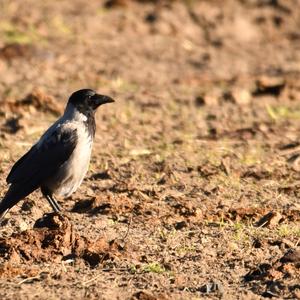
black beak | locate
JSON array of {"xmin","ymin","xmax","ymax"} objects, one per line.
[{"xmin": 93, "ymin": 94, "xmax": 115, "ymax": 108}]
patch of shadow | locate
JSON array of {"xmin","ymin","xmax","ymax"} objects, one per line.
[
  {"xmin": 90, "ymin": 171, "xmax": 111, "ymax": 180},
  {"xmin": 252, "ymin": 78, "xmax": 285, "ymax": 97},
  {"xmin": 2, "ymin": 116, "xmax": 23, "ymax": 134},
  {"xmin": 244, "ymin": 263, "xmax": 273, "ymax": 282},
  {"xmin": 72, "ymin": 198, "xmax": 111, "ymax": 214}
]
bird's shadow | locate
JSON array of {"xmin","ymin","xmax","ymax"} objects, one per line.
[{"xmin": 71, "ymin": 198, "xmax": 111, "ymax": 215}]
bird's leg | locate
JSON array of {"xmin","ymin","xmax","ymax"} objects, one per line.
[
  {"xmin": 41, "ymin": 187, "xmax": 61, "ymax": 213},
  {"xmin": 45, "ymin": 194, "xmax": 61, "ymax": 213}
]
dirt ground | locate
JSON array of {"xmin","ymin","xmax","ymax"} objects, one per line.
[{"xmin": 0, "ymin": 0, "xmax": 300, "ymax": 299}]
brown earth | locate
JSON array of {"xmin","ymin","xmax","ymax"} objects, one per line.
[{"xmin": 0, "ymin": 0, "xmax": 300, "ymax": 299}]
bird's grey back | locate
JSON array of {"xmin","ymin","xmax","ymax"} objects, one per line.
[{"xmin": 37, "ymin": 103, "xmax": 92, "ymax": 147}]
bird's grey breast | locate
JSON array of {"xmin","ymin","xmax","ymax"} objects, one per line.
[{"xmin": 43, "ymin": 117, "xmax": 93, "ymax": 197}]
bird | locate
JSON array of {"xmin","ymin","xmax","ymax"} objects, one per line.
[{"xmin": 0, "ymin": 89, "xmax": 114, "ymax": 221}]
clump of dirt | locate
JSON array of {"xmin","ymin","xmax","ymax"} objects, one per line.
[
  {"xmin": 0, "ymin": 263, "xmax": 39, "ymax": 279},
  {"xmin": 132, "ymin": 291, "xmax": 170, "ymax": 300},
  {"xmin": 244, "ymin": 249, "xmax": 300, "ymax": 298},
  {"xmin": 0, "ymin": 43, "xmax": 35, "ymax": 61},
  {"xmin": 1, "ymin": 88, "xmax": 62, "ymax": 117},
  {"xmin": 255, "ymin": 211, "xmax": 283, "ymax": 227},
  {"xmin": 221, "ymin": 207, "xmax": 269, "ymax": 223},
  {"xmin": 0, "ymin": 213, "xmax": 130, "ymax": 277},
  {"xmin": 253, "ymin": 76, "xmax": 286, "ymax": 98},
  {"xmin": 16, "ymin": 89, "xmax": 62, "ymax": 115},
  {"xmin": 72, "ymin": 194, "xmax": 134, "ymax": 218},
  {"xmin": 210, "ymin": 207, "xmax": 300, "ymax": 225}
]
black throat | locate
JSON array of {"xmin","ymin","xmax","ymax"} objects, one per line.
[{"xmin": 83, "ymin": 109, "xmax": 96, "ymax": 138}]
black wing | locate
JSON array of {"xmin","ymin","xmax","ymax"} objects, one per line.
[
  {"xmin": 7, "ymin": 127, "xmax": 78, "ymax": 187},
  {"xmin": 0, "ymin": 127, "xmax": 77, "ymax": 216}
]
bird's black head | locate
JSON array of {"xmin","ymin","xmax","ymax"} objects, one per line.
[{"xmin": 68, "ymin": 89, "xmax": 114, "ymax": 114}]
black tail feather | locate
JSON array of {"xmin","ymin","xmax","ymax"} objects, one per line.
[{"xmin": 0, "ymin": 183, "xmax": 28, "ymax": 221}]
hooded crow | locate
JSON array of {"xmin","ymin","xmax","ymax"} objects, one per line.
[{"xmin": 0, "ymin": 89, "xmax": 114, "ymax": 220}]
